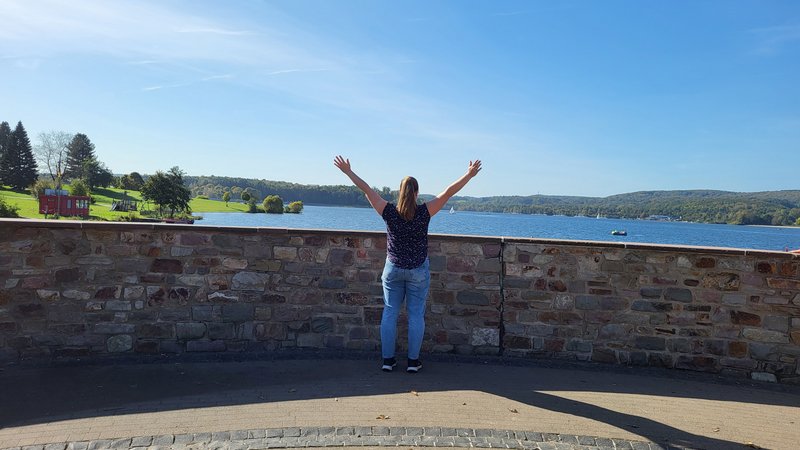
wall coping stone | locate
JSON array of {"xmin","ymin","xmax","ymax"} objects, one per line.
[{"xmin": 2, "ymin": 218, "xmax": 797, "ymax": 258}]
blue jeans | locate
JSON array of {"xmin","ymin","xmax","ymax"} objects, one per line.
[{"xmin": 380, "ymin": 258, "xmax": 430, "ymax": 360}]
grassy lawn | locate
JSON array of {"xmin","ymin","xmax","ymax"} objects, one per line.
[{"xmin": 1, "ymin": 185, "xmax": 247, "ymax": 220}]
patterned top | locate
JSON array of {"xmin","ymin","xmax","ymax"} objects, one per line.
[{"xmin": 382, "ymin": 202, "xmax": 431, "ymax": 269}]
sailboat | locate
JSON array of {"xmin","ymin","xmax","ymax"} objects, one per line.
[{"xmin": 449, "ymin": 206, "xmax": 455, "ymax": 214}]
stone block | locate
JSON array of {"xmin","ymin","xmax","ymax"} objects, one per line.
[
  {"xmin": 575, "ymin": 295, "xmax": 599, "ymax": 310},
  {"xmin": 428, "ymin": 255, "xmax": 446, "ymax": 272},
  {"xmin": 471, "ymin": 328, "xmax": 499, "ymax": 346},
  {"xmin": 36, "ymin": 289, "xmax": 60, "ymax": 301},
  {"xmin": 702, "ymin": 273, "xmax": 740, "ymax": 291},
  {"xmin": 207, "ymin": 322, "xmax": 235, "ymax": 339},
  {"xmin": 311, "ymin": 316, "xmax": 335, "ymax": 333},
  {"xmin": 232, "ymin": 272, "xmax": 269, "ymax": 290},
  {"xmin": 55, "ymin": 267, "xmax": 80, "ymax": 282},
  {"xmin": 95, "ymin": 323, "xmax": 135, "ymax": 334},
  {"xmin": 456, "ymin": 290, "xmax": 489, "ymax": 305},
  {"xmin": 664, "ymin": 288, "xmax": 692, "ymax": 303},
  {"xmin": 554, "ymin": 294, "xmax": 573, "ymax": 310},
  {"xmin": 123, "ymin": 286, "xmax": 144, "ymax": 300},
  {"xmin": 763, "ymin": 315, "xmax": 789, "ymax": 332},
  {"xmin": 675, "ymin": 355, "xmax": 719, "ymax": 372},
  {"xmin": 171, "ymin": 246, "xmax": 193, "ymax": 257},
  {"xmin": 177, "ymin": 322, "xmax": 206, "ymax": 339},
  {"xmin": 208, "ymin": 291, "xmax": 238, "ymax": 302},
  {"xmin": 222, "ymin": 257, "xmax": 248, "ymax": 269},
  {"xmin": 640, "ymin": 287, "xmax": 662, "ymax": 299},
  {"xmin": 273, "ymin": 246, "xmax": 297, "ymax": 260},
  {"xmin": 751, "ymin": 372, "xmax": 778, "ymax": 383},
  {"xmin": 742, "ymin": 328, "xmax": 788, "ymax": 343},
  {"xmin": 297, "ymin": 334, "xmax": 324, "ymax": 347},
  {"xmin": 730, "ymin": 310, "xmax": 760, "ymax": 325},
  {"xmin": 722, "ymin": 294, "xmax": 746, "ymax": 305},
  {"xmin": 107, "ymin": 335, "xmax": 133, "ymax": 352},
  {"xmin": 137, "ymin": 323, "xmax": 175, "ymax": 338},
  {"xmin": 151, "ymin": 258, "xmax": 183, "ymax": 273},
  {"xmin": 187, "ymin": 340, "xmax": 226, "ymax": 352},
  {"xmin": 105, "ymin": 300, "xmax": 131, "ymax": 311},
  {"xmin": 476, "ymin": 258, "xmax": 500, "ymax": 273},
  {"xmin": 634, "ymin": 336, "xmax": 666, "ymax": 350},
  {"xmin": 631, "ymin": 300, "xmax": 673, "ymax": 312}
]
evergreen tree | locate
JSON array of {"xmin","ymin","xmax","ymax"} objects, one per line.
[
  {"xmin": 64, "ymin": 133, "xmax": 96, "ymax": 180},
  {"xmin": 0, "ymin": 121, "xmax": 12, "ymax": 185},
  {"xmin": 0, "ymin": 122, "xmax": 38, "ymax": 190}
]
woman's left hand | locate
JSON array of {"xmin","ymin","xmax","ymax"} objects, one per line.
[{"xmin": 334, "ymin": 155, "xmax": 352, "ymax": 174}]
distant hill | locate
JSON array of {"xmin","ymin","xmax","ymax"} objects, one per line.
[{"xmin": 185, "ymin": 176, "xmax": 800, "ymax": 226}]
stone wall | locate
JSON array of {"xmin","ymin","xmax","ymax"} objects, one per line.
[{"xmin": 1, "ymin": 219, "xmax": 798, "ymax": 383}]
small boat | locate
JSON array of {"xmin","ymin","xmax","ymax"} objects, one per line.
[
  {"xmin": 611, "ymin": 230, "xmax": 627, "ymax": 236},
  {"xmin": 449, "ymin": 206, "xmax": 455, "ymax": 214}
]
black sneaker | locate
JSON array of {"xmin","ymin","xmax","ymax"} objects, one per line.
[
  {"xmin": 381, "ymin": 357, "xmax": 397, "ymax": 372},
  {"xmin": 407, "ymin": 359, "xmax": 422, "ymax": 373}
]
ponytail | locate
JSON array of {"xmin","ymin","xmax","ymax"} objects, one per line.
[{"xmin": 397, "ymin": 176, "xmax": 419, "ymax": 221}]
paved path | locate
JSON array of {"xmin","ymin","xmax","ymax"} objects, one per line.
[{"xmin": 0, "ymin": 357, "xmax": 798, "ymax": 449}]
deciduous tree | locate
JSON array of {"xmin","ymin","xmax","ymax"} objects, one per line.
[
  {"xmin": 140, "ymin": 166, "xmax": 191, "ymax": 217},
  {"xmin": 34, "ymin": 131, "xmax": 73, "ymax": 188}
]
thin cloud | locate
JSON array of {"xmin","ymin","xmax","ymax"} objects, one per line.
[
  {"xmin": 175, "ymin": 27, "xmax": 254, "ymax": 36},
  {"xmin": 492, "ymin": 11, "xmax": 530, "ymax": 17},
  {"xmin": 141, "ymin": 82, "xmax": 189, "ymax": 92},
  {"xmin": 266, "ymin": 68, "xmax": 332, "ymax": 76},
  {"xmin": 202, "ymin": 74, "xmax": 234, "ymax": 81},
  {"xmin": 748, "ymin": 23, "xmax": 800, "ymax": 55}
]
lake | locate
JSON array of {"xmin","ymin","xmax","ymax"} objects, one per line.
[{"xmin": 196, "ymin": 206, "xmax": 800, "ymax": 252}]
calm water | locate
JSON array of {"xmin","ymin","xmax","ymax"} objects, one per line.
[{"xmin": 197, "ymin": 206, "xmax": 800, "ymax": 252}]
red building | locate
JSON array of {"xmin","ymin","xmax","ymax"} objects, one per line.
[{"xmin": 38, "ymin": 190, "xmax": 90, "ymax": 217}]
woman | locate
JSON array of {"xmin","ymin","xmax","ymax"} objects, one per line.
[{"xmin": 334, "ymin": 155, "xmax": 482, "ymax": 373}]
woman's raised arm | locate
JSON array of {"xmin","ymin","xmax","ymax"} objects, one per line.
[
  {"xmin": 426, "ymin": 160, "xmax": 482, "ymax": 217},
  {"xmin": 334, "ymin": 155, "xmax": 388, "ymax": 216}
]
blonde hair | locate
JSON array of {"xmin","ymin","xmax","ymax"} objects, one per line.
[{"xmin": 397, "ymin": 176, "xmax": 419, "ymax": 221}]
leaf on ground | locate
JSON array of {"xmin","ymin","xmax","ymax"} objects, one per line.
[
  {"xmin": 410, "ymin": 391, "xmax": 419, "ymax": 396},
  {"xmin": 745, "ymin": 442, "xmax": 762, "ymax": 449},
  {"xmin": 712, "ymin": 427, "xmax": 720, "ymax": 432},
  {"xmin": 376, "ymin": 414, "xmax": 390, "ymax": 420},
  {"xmin": 509, "ymin": 408, "xmax": 519, "ymax": 414}
]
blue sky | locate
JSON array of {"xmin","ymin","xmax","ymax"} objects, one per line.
[{"xmin": 1, "ymin": 0, "xmax": 798, "ymax": 197}]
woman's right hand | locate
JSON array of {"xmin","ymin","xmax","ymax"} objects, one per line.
[
  {"xmin": 334, "ymin": 155, "xmax": 351, "ymax": 174},
  {"xmin": 467, "ymin": 159, "xmax": 482, "ymax": 178}
]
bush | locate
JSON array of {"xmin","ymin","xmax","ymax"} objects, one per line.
[
  {"xmin": 195, "ymin": 195, "xmax": 209, "ymax": 200},
  {"xmin": 0, "ymin": 196, "xmax": 20, "ymax": 218},
  {"xmin": 247, "ymin": 198, "xmax": 259, "ymax": 213},
  {"xmin": 30, "ymin": 179, "xmax": 55, "ymax": 198},
  {"xmin": 69, "ymin": 179, "xmax": 91, "ymax": 197},
  {"xmin": 263, "ymin": 195, "xmax": 284, "ymax": 214},
  {"xmin": 285, "ymin": 200, "xmax": 303, "ymax": 213}
]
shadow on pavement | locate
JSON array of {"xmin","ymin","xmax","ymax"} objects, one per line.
[{"xmin": 1, "ymin": 355, "xmax": 798, "ymax": 449}]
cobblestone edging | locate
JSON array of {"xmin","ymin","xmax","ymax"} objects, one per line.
[{"xmin": 2, "ymin": 427, "xmax": 665, "ymax": 450}]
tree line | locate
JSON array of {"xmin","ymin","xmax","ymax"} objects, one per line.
[
  {"xmin": 446, "ymin": 190, "xmax": 800, "ymax": 226},
  {"xmin": 186, "ymin": 175, "xmax": 800, "ymax": 226}
]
